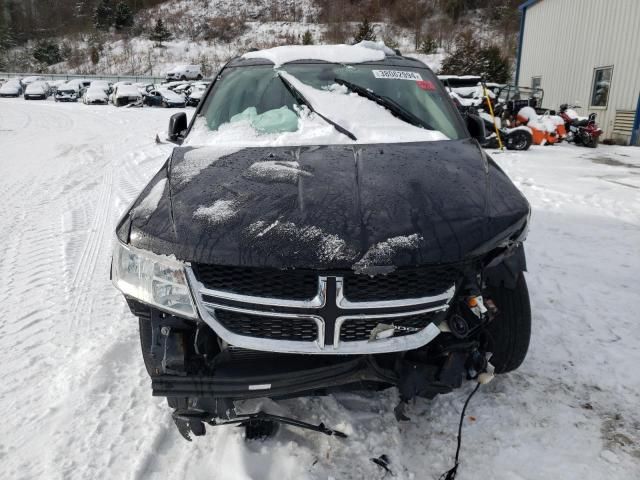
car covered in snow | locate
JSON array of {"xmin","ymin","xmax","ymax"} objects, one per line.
[
  {"xmin": 90, "ymin": 80, "xmax": 113, "ymax": 95},
  {"xmin": 82, "ymin": 85, "xmax": 109, "ymax": 105},
  {"xmin": 185, "ymin": 82, "xmax": 209, "ymax": 106},
  {"xmin": 24, "ymin": 81, "xmax": 51, "ymax": 100},
  {"xmin": 165, "ymin": 64, "xmax": 203, "ymax": 81},
  {"xmin": 110, "ymin": 84, "xmax": 142, "ymax": 107},
  {"xmin": 142, "ymin": 87, "xmax": 186, "ymax": 108},
  {"xmin": 0, "ymin": 79, "xmax": 23, "ymax": 97},
  {"xmin": 112, "ymin": 44, "xmax": 531, "ymax": 441},
  {"xmin": 54, "ymin": 80, "xmax": 84, "ymax": 102},
  {"xmin": 21, "ymin": 75, "xmax": 46, "ymax": 86}
]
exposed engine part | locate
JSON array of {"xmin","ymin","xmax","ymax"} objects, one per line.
[{"xmin": 448, "ymin": 314, "xmax": 470, "ymax": 339}]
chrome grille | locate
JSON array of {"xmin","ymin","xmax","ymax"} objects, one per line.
[
  {"xmin": 186, "ymin": 266, "xmax": 455, "ymax": 355},
  {"xmin": 215, "ymin": 310, "xmax": 318, "ymax": 341}
]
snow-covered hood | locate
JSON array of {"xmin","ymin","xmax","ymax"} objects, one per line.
[
  {"xmin": 115, "ymin": 85, "xmax": 141, "ymax": 98},
  {"xmin": 85, "ymin": 88, "xmax": 108, "ymax": 100},
  {"xmin": 119, "ymin": 140, "xmax": 530, "ymax": 269},
  {"xmin": 25, "ymin": 83, "xmax": 46, "ymax": 94},
  {"xmin": 0, "ymin": 82, "xmax": 20, "ymax": 94},
  {"xmin": 158, "ymin": 88, "xmax": 184, "ymax": 103}
]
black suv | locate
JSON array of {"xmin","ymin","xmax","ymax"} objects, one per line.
[{"xmin": 112, "ymin": 46, "xmax": 531, "ymax": 440}]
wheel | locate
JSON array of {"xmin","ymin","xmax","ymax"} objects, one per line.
[
  {"xmin": 180, "ymin": 75, "xmax": 187, "ymax": 81},
  {"xmin": 162, "ymin": 100, "xmax": 168, "ymax": 108},
  {"xmin": 505, "ymin": 130, "xmax": 532, "ymax": 151},
  {"xmin": 584, "ymin": 136, "xmax": 599, "ymax": 148},
  {"xmin": 196, "ymin": 74, "xmax": 203, "ymax": 80},
  {"xmin": 484, "ymin": 273, "xmax": 531, "ymax": 373}
]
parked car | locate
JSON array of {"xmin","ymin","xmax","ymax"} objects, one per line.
[
  {"xmin": 112, "ymin": 45, "xmax": 531, "ymax": 441},
  {"xmin": 165, "ymin": 64, "xmax": 203, "ymax": 81},
  {"xmin": 24, "ymin": 81, "xmax": 51, "ymax": 100},
  {"xmin": 48, "ymin": 79, "xmax": 67, "ymax": 93},
  {"xmin": 83, "ymin": 85, "xmax": 109, "ymax": 105},
  {"xmin": 185, "ymin": 82, "xmax": 208, "ymax": 106},
  {"xmin": 0, "ymin": 79, "xmax": 23, "ymax": 97},
  {"xmin": 90, "ymin": 80, "xmax": 113, "ymax": 95},
  {"xmin": 55, "ymin": 80, "xmax": 83, "ymax": 102},
  {"xmin": 110, "ymin": 84, "xmax": 142, "ymax": 107},
  {"xmin": 21, "ymin": 75, "xmax": 46, "ymax": 86},
  {"xmin": 142, "ymin": 87, "xmax": 186, "ymax": 108}
]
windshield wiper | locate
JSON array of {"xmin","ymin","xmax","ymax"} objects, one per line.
[
  {"xmin": 334, "ymin": 77, "xmax": 434, "ymax": 130},
  {"xmin": 277, "ymin": 73, "xmax": 357, "ymax": 141}
]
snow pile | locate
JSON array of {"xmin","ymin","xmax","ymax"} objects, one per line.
[
  {"xmin": 244, "ymin": 160, "xmax": 312, "ymax": 184},
  {"xmin": 353, "ymin": 40, "xmax": 397, "ymax": 56},
  {"xmin": 242, "ymin": 44, "xmax": 386, "ymax": 67},
  {"xmin": 353, "ymin": 234, "xmax": 423, "ymax": 274},
  {"xmin": 281, "ymin": 72, "xmax": 449, "ymax": 142},
  {"xmin": 247, "ymin": 220, "xmax": 355, "ymax": 263},
  {"xmin": 133, "ymin": 178, "xmax": 166, "ymax": 219},
  {"xmin": 193, "ymin": 200, "xmax": 238, "ymax": 225}
]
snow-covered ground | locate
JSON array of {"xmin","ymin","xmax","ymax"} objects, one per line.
[{"xmin": 0, "ymin": 99, "xmax": 639, "ymax": 479}]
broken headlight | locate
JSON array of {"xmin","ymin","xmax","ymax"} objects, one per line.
[{"xmin": 111, "ymin": 241, "xmax": 197, "ymax": 319}]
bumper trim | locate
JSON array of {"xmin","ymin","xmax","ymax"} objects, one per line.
[{"xmin": 152, "ymin": 356, "xmax": 396, "ymax": 399}]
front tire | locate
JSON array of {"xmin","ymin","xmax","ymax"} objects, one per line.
[
  {"xmin": 505, "ymin": 130, "xmax": 533, "ymax": 151},
  {"xmin": 584, "ymin": 136, "xmax": 599, "ymax": 148},
  {"xmin": 484, "ymin": 273, "xmax": 531, "ymax": 373}
]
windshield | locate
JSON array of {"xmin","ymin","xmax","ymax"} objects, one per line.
[{"xmin": 196, "ymin": 63, "xmax": 466, "ymax": 142}]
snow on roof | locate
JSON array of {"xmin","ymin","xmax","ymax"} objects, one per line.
[
  {"xmin": 353, "ymin": 40, "xmax": 396, "ymax": 55},
  {"xmin": 242, "ymin": 44, "xmax": 386, "ymax": 67}
]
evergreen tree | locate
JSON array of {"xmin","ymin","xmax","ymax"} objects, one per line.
[
  {"xmin": 302, "ymin": 30, "xmax": 313, "ymax": 45},
  {"xmin": 439, "ymin": 34, "xmax": 511, "ymax": 83},
  {"xmin": 353, "ymin": 18, "xmax": 376, "ymax": 43},
  {"xmin": 150, "ymin": 19, "xmax": 172, "ymax": 47},
  {"xmin": 94, "ymin": 0, "xmax": 114, "ymax": 31},
  {"xmin": 419, "ymin": 35, "xmax": 438, "ymax": 54},
  {"xmin": 33, "ymin": 41, "xmax": 63, "ymax": 65},
  {"xmin": 114, "ymin": 2, "xmax": 134, "ymax": 31}
]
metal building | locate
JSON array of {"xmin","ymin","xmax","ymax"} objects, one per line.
[{"xmin": 515, "ymin": 0, "xmax": 640, "ymax": 145}]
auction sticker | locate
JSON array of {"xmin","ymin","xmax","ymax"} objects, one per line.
[{"xmin": 372, "ymin": 70, "xmax": 423, "ymax": 81}]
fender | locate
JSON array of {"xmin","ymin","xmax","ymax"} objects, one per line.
[{"xmin": 484, "ymin": 243, "xmax": 527, "ymax": 289}]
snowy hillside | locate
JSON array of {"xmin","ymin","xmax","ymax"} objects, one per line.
[
  {"xmin": 0, "ymin": 98, "xmax": 639, "ymax": 479},
  {"xmin": 0, "ymin": 0, "xmax": 504, "ymax": 77}
]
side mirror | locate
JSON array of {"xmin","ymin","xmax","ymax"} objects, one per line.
[
  {"xmin": 465, "ymin": 112, "xmax": 486, "ymax": 141},
  {"xmin": 168, "ymin": 112, "xmax": 188, "ymax": 144}
]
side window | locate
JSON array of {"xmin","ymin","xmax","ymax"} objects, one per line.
[
  {"xmin": 591, "ymin": 67, "xmax": 612, "ymax": 107},
  {"xmin": 531, "ymin": 76, "xmax": 541, "ymax": 90}
]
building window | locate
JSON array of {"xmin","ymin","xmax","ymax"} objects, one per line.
[
  {"xmin": 591, "ymin": 67, "xmax": 613, "ymax": 107},
  {"xmin": 531, "ymin": 76, "xmax": 541, "ymax": 90}
]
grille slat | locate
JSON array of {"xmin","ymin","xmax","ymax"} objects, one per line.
[
  {"xmin": 193, "ymin": 264, "xmax": 459, "ymax": 301},
  {"xmin": 193, "ymin": 264, "xmax": 318, "ymax": 300},
  {"xmin": 214, "ymin": 310, "xmax": 318, "ymax": 341}
]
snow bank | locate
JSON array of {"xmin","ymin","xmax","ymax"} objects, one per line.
[{"xmin": 242, "ymin": 44, "xmax": 386, "ymax": 67}]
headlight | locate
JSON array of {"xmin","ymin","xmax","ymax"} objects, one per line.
[{"xmin": 111, "ymin": 241, "xmax": 197, "ymax": 319}]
